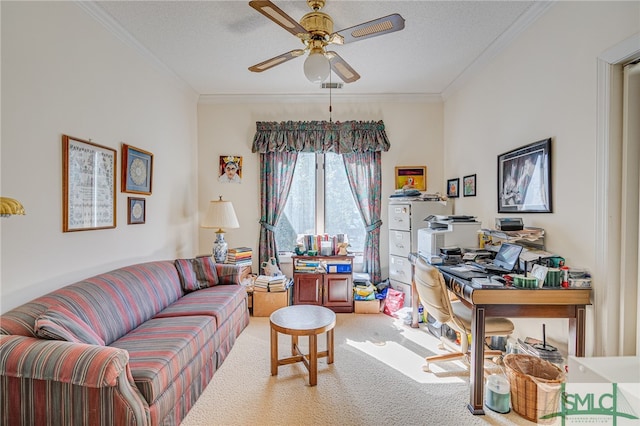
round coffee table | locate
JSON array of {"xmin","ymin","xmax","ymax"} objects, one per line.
[{"xmin": 270, "ymin": 305, "xmax": 336, "ymax": 386}]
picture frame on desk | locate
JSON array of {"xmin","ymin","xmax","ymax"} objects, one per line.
[{"xmin": 498, "ymin": 138, "xmax": 552, "ymax": 213}]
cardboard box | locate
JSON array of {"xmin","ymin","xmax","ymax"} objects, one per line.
[
  {"xmin": 252, "ymin": 288, "xmax": 290, "ymax": 317},
  {"xmin": 354, "ymin": 299, "xmax": 380, "ymax": 314}
]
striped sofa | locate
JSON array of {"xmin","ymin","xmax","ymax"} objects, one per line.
[{"xmin": 0, "ymin": 259, "xmax": 250, "ymax": 425}]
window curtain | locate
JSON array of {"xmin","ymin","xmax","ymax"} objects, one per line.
[
  {"xmin": 252, "ymin": 120, "xmax": 390, "ymax": 281},
  {"xmin": 342, "ymin": 151, "xmax": 383, "ymax": 283},
  {"xmin": 258, "ymin": 152, "xmax": 298, "ymax": 268}
]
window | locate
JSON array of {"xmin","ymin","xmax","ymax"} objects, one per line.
[{"xmin": 275, "ymin": 152, "xmax": 365, "ymax": 253}]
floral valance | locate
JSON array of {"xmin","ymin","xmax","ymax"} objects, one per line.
[{"xmin": 251, "ymin": 120, "xmax": 391, "ymax": 153}]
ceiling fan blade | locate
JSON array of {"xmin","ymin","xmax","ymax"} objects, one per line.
[
  {"xmin": 249, "ymin": 1, "xmax": 309, "ymax": 38},
  {"xmin": 331, "ymin": 13, "xmax": 405, "ymax": 45},
  {"xmin": 248, "ymin": 49, "xmax": 305, "ymax": 73},
  {"xmin": 326, "ymin": 51, "xmax": 360, "ymax": 83}
]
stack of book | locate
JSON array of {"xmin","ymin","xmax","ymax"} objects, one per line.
[
  {"xmin": 226, "ymin": 247, "xmax": 252, "ymax": 266},
  {"xmin": 293, "ymin": 258, "xmax": 322, "ymax": 273},
  {"xmin": 253, "ymin": 275, "xmax": 291, "ymax": 292}
]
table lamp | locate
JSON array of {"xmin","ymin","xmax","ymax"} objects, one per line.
[{"xmin": 201, "ymin": 196, "xmax": 240, "ymax": 263}]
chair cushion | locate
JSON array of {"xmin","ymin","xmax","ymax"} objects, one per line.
[
  {"xmin": 451, "ymin": 300, "xmax": 514, "ymax": 335},
  {"xmin": 175, "ymin": 257, "xmax": 219, "ymax": 292},
  {"xmin": 34, "ymin": 305, "xmax": 105, "ymax": 346}
]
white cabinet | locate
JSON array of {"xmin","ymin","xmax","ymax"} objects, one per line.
[{"xmin": 388, "ymin": 200, "xmax": 451, "ymax": 306}]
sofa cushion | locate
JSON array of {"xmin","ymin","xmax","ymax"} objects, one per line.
[
  {"xmin": 214, "ymin": 263, "xmax": 245, "ymax": 285},
  {"xmin": 1, "ymin": 261, "xmax": 183, "ymax": 345},
  {"xmin": 34, "ymin": 305, "xmax": 105, "ymax": 346},
  {"xmin": 154, "ymin": 285, "xmax": 247, "ymax": 327},
  {"xmin": 175, "ymin": 257, "xmax": 219, "ymax": 292},
  {"xmin": 110, "ymin": 315, "xmax": 217, "ymax": 405}
]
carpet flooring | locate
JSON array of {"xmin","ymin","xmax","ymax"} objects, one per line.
[{"xmin": 181, "ymin": 311, "xmax": 536, "ymax": 426}]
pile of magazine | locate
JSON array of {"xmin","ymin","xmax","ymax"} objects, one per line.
[{"xmin": 517, "ymin": 337, "xmax": 564, "ymax": 364}]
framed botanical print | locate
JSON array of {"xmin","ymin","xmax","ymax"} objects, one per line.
[
  {"xmin": 127, "ymin": 197, "xmax": 146, "ymax": 224},
  {"xmin": 447, "ymin": 178, "xmax": 459, "ymax": 198},
  {"xmin": 122, "ymin": 144, "xmax": 153, "ymax": 195},
  {"xmin": 62, "ymin": 135, "xmax": 116, "ymax": 232}
]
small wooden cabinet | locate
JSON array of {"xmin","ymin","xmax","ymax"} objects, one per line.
[{"xmin": 292, "ymin": 256, "xmax": 354, "ymax": 313}]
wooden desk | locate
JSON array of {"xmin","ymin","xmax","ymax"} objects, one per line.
[{"xmin": 408, "ymin": 255, "xmax": 592, "ymax": 415}]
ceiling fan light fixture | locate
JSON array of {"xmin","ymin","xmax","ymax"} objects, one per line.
[{"xmin": 303, "ymin": 50, "xmax": 330, "ymax": 83}]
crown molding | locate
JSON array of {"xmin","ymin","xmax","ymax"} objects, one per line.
[
  {"xmin": 442, "ymin": 1, "xmax": 555, "ymax": 100},
  {"xmin": 74, "ymin": 1, "xmax": 197, "ymax": 96},
  {"xmin": 198, "ymin": 93, "xmax": 442, "ymax": 104}
]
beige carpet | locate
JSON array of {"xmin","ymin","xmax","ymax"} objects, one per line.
[{"xmin": 181, "ymin": 311, "xmax": 535, "ymax": 426}]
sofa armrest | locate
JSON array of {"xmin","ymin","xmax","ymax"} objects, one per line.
[
  {"xmin": 0, "ymin": 335, "xmax": 128, "ymax": 388},
  {"xmin": 215, "ymin": 263, "xmax": 251, "ymax": 285}
]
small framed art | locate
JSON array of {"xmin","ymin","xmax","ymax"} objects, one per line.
[
  {"xmin": 447, "ymin": 178, "xmax": 460, "ymax": 198},
  {"xmin": 122, "ymin": 144, "xmax": 153, "ymax": 195},
  {"xmin": 62, "ymin": 135, "xmax": 116, "ymax": 232},
  {"xmin": 463, "ymin": 174, "xmax": 477, "ymax": 197},
  {"xmin": 127, "ymin": 197, "xmax": 146, "ymax": 224},
  {"xmin": 395, "ymin": 166, "xmax": 427, "ymax": 191},
  {"xmin": 219, "ymin": 155, "xmax": 242, "ymax": 183}
]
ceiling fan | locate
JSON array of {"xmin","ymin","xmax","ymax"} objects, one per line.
[{"xmin": 248, "ymin": 0, "xmax": 405, "ymax": 84}]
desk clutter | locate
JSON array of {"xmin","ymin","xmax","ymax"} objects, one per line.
[{"xmin": 418, "ymin": 216, "xmax": 591, "ymax": 289}]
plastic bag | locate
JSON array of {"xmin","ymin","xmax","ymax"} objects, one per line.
[{"xmin": 383, "ymin": 288, "xmax": 405, "ymax": 317}]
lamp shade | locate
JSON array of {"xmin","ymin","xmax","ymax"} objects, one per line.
[{"xmin": 201, "ymin": 196, "xmax": 239, "ymax": 232}]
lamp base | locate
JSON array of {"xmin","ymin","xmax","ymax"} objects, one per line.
[{"xmin": 213, "ymin": 232, "xmax": 228, "ymax": 263}]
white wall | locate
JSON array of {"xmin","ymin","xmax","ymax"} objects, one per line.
[
  {"xmin": 0, "ymin": 2, "xmax": 199, "ymax": 312},
  {"xmin": 443, "ymin": 1, "xmax": 640, "ymax": 355},
  {"xmin": 197, "ymin": 98, "xmax": 445, "ymax": 277}
]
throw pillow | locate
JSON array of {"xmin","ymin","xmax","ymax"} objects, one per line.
[
  {"xmin": 175, "ymin": 257, "xmax": 219, "ymax": 292},
  {"xmin": 34, "ymin": 305, "xmax": 105, "ymax": 346}
]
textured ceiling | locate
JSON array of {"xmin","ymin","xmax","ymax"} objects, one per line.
[{"xmin": 86, "ymin": 1, "xmax": 550, "ymax": 98}]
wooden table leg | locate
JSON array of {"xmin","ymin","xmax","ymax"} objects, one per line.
[
  {"xmin": 309, "ymin": 334, "xmax": 318, "ymax": 386},
  {"xmin": 327, "ymin": 328, "xmax": 334, "ymax": 364},
  {"xmin": 270, "ymin": 326, "xmax": 278, "ymax": 376},
  {"xmin": 468, "ymin": 305, "xmax": 486, "ymax": 415},
  {"xmin": 291, "ymin": 335, "xmax": 298, "ymax": 356},
  {"xmin": 569, "ymin": 305, "xmax": 587, "ymax": 357}
]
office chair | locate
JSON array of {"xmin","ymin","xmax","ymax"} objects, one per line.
[{"xmin": 413, "ymin": 257, "xmax": 514, "ymax": 372}]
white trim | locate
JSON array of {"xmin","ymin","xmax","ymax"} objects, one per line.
[
  {"xmin": 595, "ymin": 32, "xmax": 640, "ymax": 356},
  {"xmin": 442, "ymin": 1, "xmax": 555, "ymax": 100},
  {"xmin": 198, "ymin": 93, "xmax": 442, "ymax": 104},
  {"xmin": 74, "ymin": 1, "xmax": 196, "ymax": 96}
]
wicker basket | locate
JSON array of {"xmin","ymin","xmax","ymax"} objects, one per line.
[{"xmin": 503, "ymin": 354, "xmax": 565, "ymax": 423}]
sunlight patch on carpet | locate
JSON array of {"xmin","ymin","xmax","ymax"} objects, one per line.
[{"xmin": 345, "ymin": 338, "xmax": 466, "ymax": 384}]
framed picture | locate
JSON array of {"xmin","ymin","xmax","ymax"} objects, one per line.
[
  {"xmin": 219, "ymin": 155, "xmax": 242, "ymax": 183},
  {"xmin": 62, "ymin": 135, "xmax": 116, "ymax": 232},
  {"xmin": 463, "ymin": 174, "xmax": 477, "ymax": 197},
  {"xmin": 447, "ymin": 178, "xmax": 460, "ymax": 198},
  {"xmin": 498, "ymin": 138, "xmax": 552, "ymax": 213},
  {"xmin": 122, "ymin": 144, "xmax": 153, "ymax": 195},
  {"xmin": 127, "ymin": 197, "xmax": 146, "ymax": 224},
  {"xmin": 395, "ymin": 166, "xmax": 427, "ymax": 191}
]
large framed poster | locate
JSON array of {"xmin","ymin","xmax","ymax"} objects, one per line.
[
  {"xmin": 498, "ymin": 138, "xmax": 552, "ymax": 213},
  {"xmin": 62, "ymin": 135, "xmax": 117, "ymax": 231}
]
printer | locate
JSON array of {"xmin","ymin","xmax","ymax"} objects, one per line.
[{"xmin": 418, "ymin": 218, "xmax": 482, "ymax": 259}]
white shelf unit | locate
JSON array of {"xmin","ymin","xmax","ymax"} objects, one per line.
[{"xmin": 387, "ymin": 200, "xmax": 452, "ymax": 307}]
